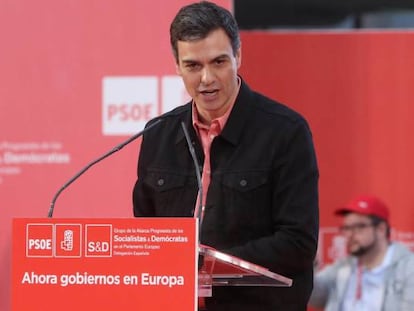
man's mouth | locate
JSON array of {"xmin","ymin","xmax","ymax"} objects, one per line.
[{"xmin": 201, "ymin": 90, "xmax": 217, "ymax": 94}]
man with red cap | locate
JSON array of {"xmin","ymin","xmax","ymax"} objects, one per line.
[{"xmin": 309, "ymin": 195, "xmax": 414, "ymax": 311}]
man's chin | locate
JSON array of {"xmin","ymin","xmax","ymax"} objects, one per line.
[
  {"xmin": 348, "ymin": 245, "xmax": 362, "ymax": 256},
  {"xmin": 349, "ymin": 246, "xmax": 367, "ymax": 257}
]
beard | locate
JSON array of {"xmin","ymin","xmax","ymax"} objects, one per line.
[{"xmin": 348, "ymin": 236, "xmax": 378, "ymax": 257}]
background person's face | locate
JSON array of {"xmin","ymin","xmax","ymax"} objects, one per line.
[
  {"xmin": 175, "ymin": 28, "xmax": 241, "ymax": 123},
  {"xmin": 340, "ymin": 213, "xmax": 379, "ymax": 256}
]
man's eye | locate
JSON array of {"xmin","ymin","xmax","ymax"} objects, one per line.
[{"xmin": 186, "ymin": 63, "xmax": 199, "ymax": 70}]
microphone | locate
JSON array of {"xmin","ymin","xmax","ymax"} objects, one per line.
[
  {"xmin": 180, "ymin": 122, "xmax": 204, "ymax": 229},
  {"xmin": 180, "ymin": 122, "xmax": 205, "ymax": 270},
  {"xmin": 47, "ymin": 118, "xmax": 163, "ymax": 218}
]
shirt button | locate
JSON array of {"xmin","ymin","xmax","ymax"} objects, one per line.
[
  {"xmin": 240, "ymin": 179, "xmax": 247, "ymax": 187},
  {"xmin": 157, "ymin": 178, "xmax": 165, "ymax": 186}
]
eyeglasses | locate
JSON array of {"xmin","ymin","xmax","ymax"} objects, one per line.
[{"xmin": 339, "ymin": 223, "xmax": 376, "ymax": 234}]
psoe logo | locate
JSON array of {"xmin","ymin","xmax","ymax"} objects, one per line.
[
  {"xmin": 102, "ymin": 75, "xmax": 190, "ymax": 136},
  {"xmin": 85, "ymin": 224, "xmax": 112, "ymax": 257},
  {"xmin": 316, "ymin": 227, "xmax": 346, "ymax": 268},
  {"xmin": 55, "ymin": 224, "xmax": 82, "ymax": 258},
  {"xmin": 102, "ymin": 76, "xmax": 158, "ymax": 136},
  {"xmin": 26, "ymin": 224, "xmax": 54, "ymax": 257}
]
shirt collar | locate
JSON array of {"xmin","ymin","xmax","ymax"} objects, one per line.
[
  {"xmin": 352, "ymin": 243, "xmax": 395, "ymax": 274},
  {"xmin": 372, "ymin": 243, "xmax": 394, "ymax": 273},
  {"xmin": 192, "ymin": 76, "xmax": 241, "ymax": 133}
]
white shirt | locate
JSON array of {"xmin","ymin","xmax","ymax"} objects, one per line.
[{"xmin": 341, "ymin": 244, "xmax": 395, "ymax": 311}]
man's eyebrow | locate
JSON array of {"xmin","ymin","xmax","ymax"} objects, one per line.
[
  {"xmin": 181, "ymin": 54, "xmax": 230, "ymax": 64},
  {"xmin": 212, "ymin": 54, "xmax": 230, "ymax": 61},
  {"xmin": 181, "ymin": 59, "xmax": 199, "ymax": 64}
]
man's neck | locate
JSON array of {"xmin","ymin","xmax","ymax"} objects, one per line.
[{"xmin": 358, "ymin": 241, "xmax": 390, "ymax": 269}]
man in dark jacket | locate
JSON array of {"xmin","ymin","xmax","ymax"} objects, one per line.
[{"xmin": 133, "ymin": 1, "xmax": 319, "ymax": 310}]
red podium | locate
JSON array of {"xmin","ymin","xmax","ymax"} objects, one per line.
[
  {"xmin": 12, "ymin": 218, "xmax": 198, "ymax": 311},
  {"xmin": 12, "ymin": 218, "xmax": 292, "ymax": 311}
]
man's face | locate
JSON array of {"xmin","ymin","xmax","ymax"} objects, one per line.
[
  {"xmin": 339, "ymin": 213, "xmax": 379, "ymax": 256},
  {"xmin": 175, "ymin": 28, "xmax": 241, "ymax": 124}
]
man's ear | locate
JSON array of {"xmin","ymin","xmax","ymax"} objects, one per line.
[
  {"xmin": 377, "ymin": 221, "xmax": 388, "ymax": 236},
  {"xmin": 235, "ymin": 47, "xmax": 242, "ymax": 69},
  {"xmin": 175, "ymin": 62, "xmax": 182, "ymax": 76}
]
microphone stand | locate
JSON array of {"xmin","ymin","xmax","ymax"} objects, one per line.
[
  {"xmin": 47, "ymin": 119, "xmax": 163, "ymax": 218},
  {"xmin": 180, "ymin": 122, "xmax": 205, "ymax": 272},
  {"xmin": 180, "ymin": 122, "xmax": 204, "ymax": 232}
]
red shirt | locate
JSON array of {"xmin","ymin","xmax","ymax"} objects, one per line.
[{"xmin": 192, "ymin": 78, "xmax": 241, "ymax": 218}]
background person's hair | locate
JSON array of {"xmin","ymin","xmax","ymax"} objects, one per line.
[
  {"xmin": 170, "ymin": 1, "xmax": 241, "ymax": 62},
  {"xmin": 369, "ymin": 215, "xmax": 391, "ymax": 239}
]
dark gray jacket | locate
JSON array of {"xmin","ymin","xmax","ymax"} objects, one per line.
[
  {"xmin": 310, "ymin": 242, "xmax": 414, "ymax": 311},
  {"xmin": 133, "ymin": 78, "xmax": 319, "ymax": 310}
]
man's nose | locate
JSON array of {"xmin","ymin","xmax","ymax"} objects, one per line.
[{"xmin": 201, "ymin": 66, "xmax": 214, "ymax": 84}]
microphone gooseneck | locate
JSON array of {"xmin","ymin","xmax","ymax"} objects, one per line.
[
  {"xmin": 181, "ymin": 122, "xmax": 205, "ymax": 270},
  {"xmin": 180, "ymin": 122, "xmax": 204, "ymax": 233},
  {"xmin": 47, "ymin": 118, "xmax": 163, "ymax": 218}
]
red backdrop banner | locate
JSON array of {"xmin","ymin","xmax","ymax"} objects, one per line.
[{"xmin": 240, "ymin": 30, "xmax": 414, "ymax": 230}]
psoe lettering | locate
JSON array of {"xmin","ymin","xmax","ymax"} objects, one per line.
[
  {"xmin": 28, "ymin": 239, "xmax": 52, "ymax": 250},
  {"xmin": 106, "ymin": 103, "xmax": 152, "ymax": 122}
]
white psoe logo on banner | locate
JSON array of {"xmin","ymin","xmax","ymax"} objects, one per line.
[
  {"xmin": 102, "ymin": 76, "xmax": 190, "ymax": 136},
  {"xmin": 102, "ymin": 77, "xmax": 158, "ymax": 136}
]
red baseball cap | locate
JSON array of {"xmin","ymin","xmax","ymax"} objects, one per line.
[{"xmin": 335, "ymin": 195, "xmax": 390, "ymax": 222}]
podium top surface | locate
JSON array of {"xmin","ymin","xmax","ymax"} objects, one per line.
[{"xmin": 199, "ymin": 245, "xmax": 292, "ymax": 287}]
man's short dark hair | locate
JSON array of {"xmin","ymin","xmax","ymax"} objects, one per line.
[
  {"xmin": 369, "ymin": 215, "xmax": 391, "ymax": 239},
  {"xmin": 170, "ymin": 1, "xmax": 241, "ymax": 61}
]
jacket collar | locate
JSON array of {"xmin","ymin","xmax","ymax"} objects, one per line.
[
  {"xmin": 220, "ymin": 76, "xmax": 255, "ymax": 146},
  {"xmin": 175, "ymin": 76, "xmax": 254, "ymax": 147}
]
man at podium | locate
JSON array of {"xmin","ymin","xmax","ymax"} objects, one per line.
[{"xmin": 132, "ymin": 1, "xmax": 319, "ymax": 310}]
